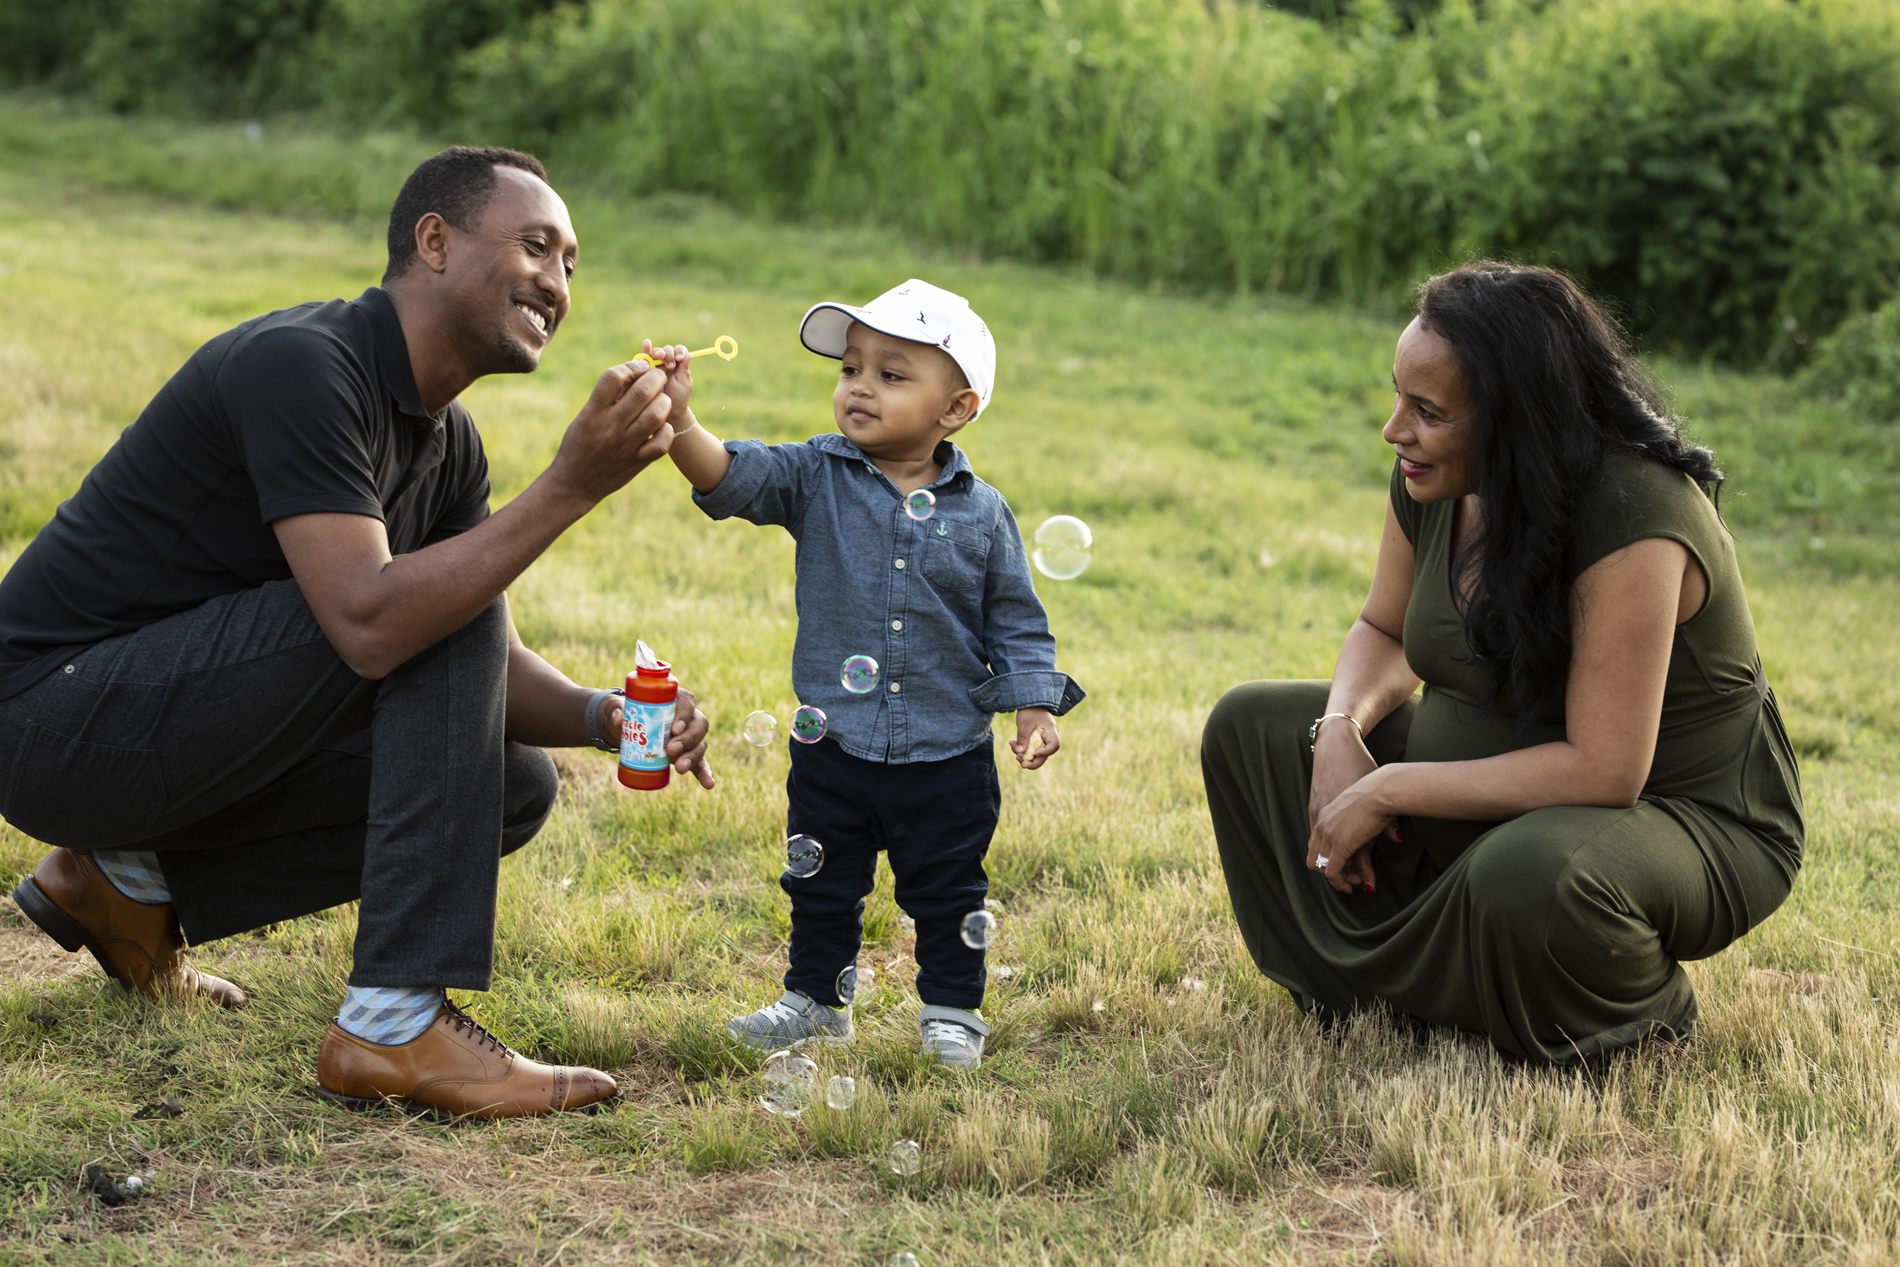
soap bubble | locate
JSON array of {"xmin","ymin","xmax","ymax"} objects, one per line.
[
  {"xmin": 826, "ymin": 1075, "xmax": 857, "ymax": 1110},
  {"xmin": 904, "ymin": 489, "xmax": 937, "ymax": 521},
  {"xmin": 1032, "ymin": 515, "xmax": 1093, "ymax": 580},
  {"xmin": 791, "ymin": 705, "xmax": 828, "ymax": 743},
  {"xmin": 891, "ymin": 1256, "xmax": 921, "ymax": 1267},
  {"xmin": 889, "ymin": 1139, "xmax": 922, "ymax": 1176},
  {"xmin": 960, "ymin": 910, "xmax": 997, "ymax": 950},
  {"xmin": 759, "ymin": 1049, "xmax": 817, "ymax": 1117},
  {"xmin": 836, "ymin": 963, "xmax": 875, "ymax": 1005},
  {"xmin": 785, "ymin": 834, "xmax": 824, "ymax": 879},
  {"xmin": 743, "ymin": 710, "xmax": 778, "ymax": 746},
  {"xmin": 840, "ymin": 655, "xmax": 880, "ymax": 694}
]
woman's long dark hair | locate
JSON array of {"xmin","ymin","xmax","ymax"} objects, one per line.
[{"xmin": 1414, "ymin": 262, "xmax": 1722, "ymax": 729}]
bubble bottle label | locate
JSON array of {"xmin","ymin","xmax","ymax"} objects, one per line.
[
  {"xmin": 619, "ymin": 699, "xmax": 677, "ymax": 773},
  {"xmin": 618, "ymin": 639, "xmax": 678, "ymax": 791}
]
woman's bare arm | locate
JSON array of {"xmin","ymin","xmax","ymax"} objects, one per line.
[
  {"xmin": 1309, "ymin": 501, "xmax": 1424, "ymax": 830},
  {"xmin": 1308, "ymin": 535, "xmax": 1689, "ymax": 892}
]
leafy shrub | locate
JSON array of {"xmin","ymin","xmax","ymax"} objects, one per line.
[
  {"xmin": 7, "ymin": 0, "xmax": 1900, "ymax": 363},
  {"xmin": 1804, "ymin": 299, "xmax": 1900, "ymax": 422},
  {"xmin": 1462, "ymin": 0, "xmax": 1900, "ymax": 364},
  {"xmin": 451, "ymin": 0, "xmax": 1900, "ymax": 360}
]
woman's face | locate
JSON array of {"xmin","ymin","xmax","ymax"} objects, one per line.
[{"xmin": 1383, "ymin": 317, "xmax": 1476, "ymax": 504}]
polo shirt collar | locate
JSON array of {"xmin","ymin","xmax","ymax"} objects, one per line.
[
  {"xmin": 357, "ymin": 287, "xmax": 435, "ymax": 423},
  {"xmin": 811, "ymin": 431, "xmax": 975, "ymax": 490}
]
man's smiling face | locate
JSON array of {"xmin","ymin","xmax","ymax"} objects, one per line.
[{"xmin": 440, "ymin": 165, "xmax": 577, "ymax": 377}]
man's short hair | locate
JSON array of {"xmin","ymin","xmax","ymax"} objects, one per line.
[{"xmin": 383, "ymin": 146, "xmax": 549, "ymax": 284}]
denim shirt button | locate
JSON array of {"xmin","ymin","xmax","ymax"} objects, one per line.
[
  {"xmin": 891, "ymin": 620, "xmax": 903, "ymax": 631},
  {"xmin": 893, "ymin": 558, "xmax": 905, "ymax": 569},
  {"xmin": 888, "ymin": 681, "xmax": 902, "ymax": 693}
]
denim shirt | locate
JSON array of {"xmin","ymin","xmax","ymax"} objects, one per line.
[{"xmin": 694, "ymin": 432, "xmax": 1085, "ymax": 764}]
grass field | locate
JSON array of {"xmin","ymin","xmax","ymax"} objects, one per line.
[{"xmin": 3, "ymin": 105, "xmax": 1900, "ymax": 1265}]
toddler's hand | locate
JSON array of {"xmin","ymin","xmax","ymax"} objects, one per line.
[
  {"xmin": 640, "ymin": 340, "xmax": 695, "ymax": 422},
  {"xmin": 1011, "ymin": 709, "xmax": 1060, "ymax": 770}
]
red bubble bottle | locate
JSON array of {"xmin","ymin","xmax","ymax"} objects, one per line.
[{"xmin": 618, "ymin": 640, "xmax": 678, "ymax": 791}]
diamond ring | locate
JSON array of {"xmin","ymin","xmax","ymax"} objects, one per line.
[{"xmin": 1315, "ymin": 855, "xmax": 1330, "ymax": 870}]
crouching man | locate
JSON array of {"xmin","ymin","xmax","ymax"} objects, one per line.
[{"xmin": 0, "ymin": 147, "xmax": 710, "ymax": 1119}]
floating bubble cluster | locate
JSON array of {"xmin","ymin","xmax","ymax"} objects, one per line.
[
  {"xmin": 1032, "ymin": 514, "xmax": 1093, "ymax": 581},
  {"xmin": 826, "ymin": 1075, "xmax": 857, "ymax": 1110},
  {"xmin": 785, "ymin": 834, "xmax": 825, "ymax": 879},
  {"xmin": 759, "ymin": 1049, "xmax": 816, "ymax": 1117},
  {"xmin": 791, "ymin": 705, "xmax": 828, "ymax": 743},
  {"xmin": 889, "ymin": 1140, "xmax": 922, "ymax": 1176},
  {"xmin": 904, "ymin": 489, "xmax": 937, "ymax": 521},
  {"xmin": 743, "ymin": 710, "xmax": 778, "ymax": 746},
  {"xmin": 840, "ymin": 655, "xmax": 880, "ymax": 694},
  {"xmin": 960, "ymin": 910, "xmax": 997, "ymax": 950},
  {"xmin": 836, "ymin": 963, "xmax": 875, "ymax": 1005}
]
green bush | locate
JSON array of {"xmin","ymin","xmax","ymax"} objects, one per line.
[
  {"xmin": 1462, "ymin": 0, "xmax": 1900, "ymax": 364},
  {"xmin": 1805, "ymin": 299, "xmax": 1900, "ymax": 423},
  {"xmin": 450, "ymin": 0, "xmax": 1900, "ymax": 360},
  {"xmin": 7, "ymin": 0, "xmax": 1900, "ymax": 364}
]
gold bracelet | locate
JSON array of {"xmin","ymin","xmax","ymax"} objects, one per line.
[{"xmin": 1308, "ymin": 712, "xmax": 1363, "ymax": 753}]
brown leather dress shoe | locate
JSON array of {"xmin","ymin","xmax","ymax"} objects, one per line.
[
  {"xmin": 315, "ymin": 999, "xmax": 619, "ymax": 1121},
  {"xmin": 11, "ymin": 848, "xmax": 247, "ymax": 1009}
]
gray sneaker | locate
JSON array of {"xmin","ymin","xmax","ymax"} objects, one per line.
[
  {"xmin": 727, "ymin": 991, "xmax": 853, "ymax": 1050},
  {"xmin": 919, "ymin": 1005, "xmax": 989, "ymax": 1070}
]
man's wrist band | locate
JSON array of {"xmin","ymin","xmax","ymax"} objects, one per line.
[
  {"xmin": 585, "ymin": 688, "xmax": 624, "ymax": 753},
  {"xmin": 1308, "ymin": 711, "xmax": 1363, "ymax": 753}
]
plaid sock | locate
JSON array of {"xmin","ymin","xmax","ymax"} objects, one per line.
[
  {"xmin": 336, "ymin": 986, "xmax": 444, "ymax": 1047},
  {"xmin": 91, "ymin": 850, "xmax": 171, "ymax": 905}
]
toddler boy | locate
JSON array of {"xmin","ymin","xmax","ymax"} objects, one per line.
[{"xmin": 655, "ymin": 279, "xmax": 1084, "ymax": 1070}]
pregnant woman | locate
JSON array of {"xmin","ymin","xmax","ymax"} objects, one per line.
[{"xmin": 1202, "ymin": 263, "xmax": 1804, "ymax": 1064}]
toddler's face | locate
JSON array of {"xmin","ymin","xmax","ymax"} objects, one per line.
[{"xmin": 833, "ymin": 323, "xmax": 976, "ymax": 461}]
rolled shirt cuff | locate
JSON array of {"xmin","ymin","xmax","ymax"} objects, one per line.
[
  {"xmin": 690, "ymin": 440, "xmax": 765, "ymax": 519},
  {"xmin": 969, "ymin": 671, "xmax": 1086, "ymax": 717}
]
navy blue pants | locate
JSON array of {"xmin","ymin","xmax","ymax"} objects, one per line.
[{"xmin": 783, "ymin": 737, "xmax": 999, "ymax": 1010}]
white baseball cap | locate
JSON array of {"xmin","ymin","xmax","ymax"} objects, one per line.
[{"xmin": 799, "ymin": 279, "xmax": 996, "ymax": 419}]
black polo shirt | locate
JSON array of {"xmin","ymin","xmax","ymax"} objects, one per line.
[{"xmin": 0, "ymin": 287, "xmax": 491, "ymax": 700}]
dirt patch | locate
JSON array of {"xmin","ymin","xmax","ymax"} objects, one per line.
[{"xmin": 0, "ymin": 921, "xmax": 93, "ymax": 986}]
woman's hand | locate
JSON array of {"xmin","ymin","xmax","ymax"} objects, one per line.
[
  {"xmin": 1308, "ymin": 722, "xmax": 1377, "ymax": 831},
  {"xmin": 1307, "ymin": 764, "xmax": 1397, "ymax": 894}
]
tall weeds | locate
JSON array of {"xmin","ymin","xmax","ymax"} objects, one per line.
[{"xmin": 7, "ymin": 0, "xmax": 1900, "ymax": 360}]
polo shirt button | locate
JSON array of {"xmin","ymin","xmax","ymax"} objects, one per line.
[
  {"xmin": 888, "ymin": 681, "xmax": 901, "ymax": 693},
  {"xmin": 893, "ymin": 558, "xmax": 906, "ymax": 570},
  {"xmin": 891, "ymin": 620, "xmax": 903, "ymax": 631}
]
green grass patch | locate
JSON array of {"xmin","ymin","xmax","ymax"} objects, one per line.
[{"xmin": 3, "ymin": 102, "xmax": 1899, "ymax": 1263}]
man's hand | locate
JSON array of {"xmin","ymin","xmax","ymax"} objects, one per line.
[
  {"xmin": 544, "ymin": 361, "xmax": 678, "ymax": 507},
  {"xmin": 604, "ymin": 687, "xmax": 715, "ymax": 789},
  {"xmin": 1011, "ymin": 708, "xmax": 1061, "ymax": 769}
]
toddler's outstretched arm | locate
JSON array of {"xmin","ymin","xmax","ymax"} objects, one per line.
[{"xmin": 641, "ymin": 341, "xmax": 733, "ymax": 493}]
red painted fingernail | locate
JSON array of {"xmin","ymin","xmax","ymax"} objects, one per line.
[
  {"xmin": 1365, "ymin": 882, "xmax": 1375, "ymax": 895},
  {"xmin": 1392, "ymin": 827, "xmax": 1404, "ymax": 842}
]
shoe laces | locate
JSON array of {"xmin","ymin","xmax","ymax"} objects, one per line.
[
  {"xmin": 443, "ymin": 998, "xmax": 513, "ymax": 1057},
  {"xmin": 756, "ymin": 997, "xmax": 808, "ymax": 1027},
  {"xmin": 923, "ymin": 1019, "xmax": 974, "ymax": 1048}
]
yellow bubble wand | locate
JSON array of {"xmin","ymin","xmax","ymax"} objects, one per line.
[{"xmin": 634, "ymin": 335, "xmax": 738, "ymax": 369}]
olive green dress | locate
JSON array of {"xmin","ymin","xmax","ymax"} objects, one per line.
[{"xmin": 1202, "ymin": 452, "xmax": 1804, "ymax": 1064}]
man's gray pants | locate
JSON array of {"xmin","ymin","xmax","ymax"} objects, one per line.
[{"xmin": 0, "ymin": 579, "xmax": 558, "ymax": 990}]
